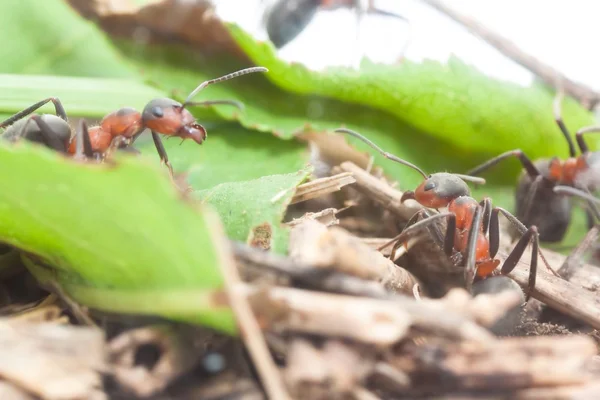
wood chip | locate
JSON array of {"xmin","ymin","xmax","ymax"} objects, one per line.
[
  {"xmin": 397, "ymin": 336, "xmax": 597, "ymax": 392},
  {"xmin": 289, "ymin": 219, "xmax": 419, "ymax": 295},
  {"xmin": 289, "ymin": 172, "xmax": 356, "ymax": 204},
  {"xmin": 0, "ymin": 319, "xmax": 105, "ymax": 400}
]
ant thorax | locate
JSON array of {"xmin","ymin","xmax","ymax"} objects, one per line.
[{"xmin": 574, "ymin": 153, "xmax": 600, "ymax": 190}]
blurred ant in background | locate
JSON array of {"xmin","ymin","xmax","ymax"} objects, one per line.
[
  {"xmin": 262, "ymin": 0, "xmax": 411, "ymax": 56},
  {"xmin": 336, "ymin": 128, "xmax": 550, "ymax": 299},
  {"xmin": 1, "ymin": 67, "xmax": 268, "ymax": 174},
  {"xmin": 465, "ymin": 92, "xmax": 600, "ymax": 243}
]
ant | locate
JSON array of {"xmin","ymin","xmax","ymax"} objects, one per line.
[
  {"xmin": 1, "ymin": 67, "xmax": 268, "ymax": 173},
  {"xmin": 335, "ymin": 127, "xmax": 549, "ymax": 298},
  {"xmin": 262, "ymin": 0, "xmax": 410, "ymax": 49},
  {"xmin": 465, "ymin": 92, "xmax": 600, "ymax": 243}
]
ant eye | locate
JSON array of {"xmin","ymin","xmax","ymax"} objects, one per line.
[
  {"xmin": 423, "ymin": 181, "xmax": 436, "ymax": 191},
  {"xmin": 151, "ymin": 107, "xmax": 164, "ymax": 118}
]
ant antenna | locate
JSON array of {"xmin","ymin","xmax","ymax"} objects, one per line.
[
  {"xmin": 454, "ymin": 174, "xmax": 486, "ymax": 185},
  {"xmin": 183, "ymin": 67, "xmax": 269, "ymax": 108},
  {"xmin": 334, "ymin": 127, "xmax": 428, "ymax": 179}
]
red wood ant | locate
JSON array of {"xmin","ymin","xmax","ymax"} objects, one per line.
[
  {"xmin": 1, "ymin": 67, "xmax": 268, "ymax": 172},
  {"xmin": 465, "ymin": 92, "xmax": 600, "ymax": 243},
  {"xmin": 262, "ymin": 0, "xmax": 409, "ymax": 49},
  {"xmin": 335, "ymin": 127, "xmax": 547, "ymax": 298}
]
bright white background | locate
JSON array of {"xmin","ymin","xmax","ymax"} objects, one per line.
[{"xmin": 213, "ymin": 0, "xmax": 600, "ymax": 98}]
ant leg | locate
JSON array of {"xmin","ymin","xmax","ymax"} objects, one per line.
[
  {"xmin": 575, "ymin": 125, "xmax": 600, "ymax": 154},
  {"xmin": 479, "ymin": 197, "xmax": 492, "ymax": 235},
  {"xmin": 493, "ymin": 207, "xmax": 559, "ymax": 277},
  {"xmin": 463, "ymin": 206, "xmax": 483, "ymax": 292},
  {"xmin": 499, "ymin": 225, "xmax": 538, "ymax": 301},
  {"xmin": 184, "ymin": 100, "xmax": 244, "ymax": 111},
  {"xmin": 72, "ymin": 119, "xmax": 94, "ymax": 160},
  {"xmin": 379, "ymin": 211, "xmax": 454, "ymax": 257},
  {"xmin": 151, "ymin": 131, "xmax": 174, "ymax": 177},
  {"xmin": 380, "ymin": 209, "xmax": 428, "ymax": 253},
  {"xmin": 0, "ymin": 97, "xmax": 67, "ymax": 128},
  {"xmin": 553, "ymin": 90, "xmax": 577, "ymax": 157},
  {"xmin": 466, "ymin": 149, "xmax": 540, "ymax": 178},
  {"xmin": 104, "ymin": 136, "xmax": 130, "ymax": 159},
  {"xmin": 19, "ymin": 115, "xmax": 67, "ymax": 152}
]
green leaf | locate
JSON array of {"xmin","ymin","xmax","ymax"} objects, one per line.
[
  {"xmin": 227, "ymin": 23, "xmax": 597, "ymax": 161},
  {"xmin": 0, "ymin": 0, "xmax": 136, "ymax": 78},
  {"xmin": 0, "ymin": 74, "xmax": 165, "ymax": 119},
  {"xmin": 0, "ymin": 141, "xmax": 235, "ymax": 332},
  {"xmin": 195, "ymin": 168, "xmax": 313, "ymax": 254},
  {"xmin": 135, "ymin": 123, "xmax": 310, "ymax": 189}
]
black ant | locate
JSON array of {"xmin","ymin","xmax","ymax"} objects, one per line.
[
  {"xmin": 262, "ymin": 0, "xmax": 409, "ymax": 49},
  {"xmin": 335, "ymin": 127, "xmax": 550, "ymax": 298},
  {"xmin": 1, "ymin": 67, "xmax": 268, "ymax": 172},
  {"xmin": 465, "ymin": 92, "xmax": 600, "ymax": 243}
]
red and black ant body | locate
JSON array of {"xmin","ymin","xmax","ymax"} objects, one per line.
[
  {"xmin": 1, "ymin": 67, "xmax": 268, "ymax": 171},
  {"xmin": 465, "ymin": 93, "xmax": 600, "ymax": 243},
  {"xmin": 262, "ymin": 0, "xmax": 409, "ymax": 49},
  {"xmin": 335, "ymin": 128, "xmax": 545, "ymax": 298}
]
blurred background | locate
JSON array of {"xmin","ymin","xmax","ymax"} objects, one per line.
[{"xmin": 215, "ymin": 0, "xmax": 600, "ymax": 96}]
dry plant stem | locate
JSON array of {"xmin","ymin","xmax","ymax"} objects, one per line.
[
  {"xmin": 244, "ymin": 284, "xmax": 495, "ymax": 343},
  {"xmin": 398, "ymin": 336, "xmax": 597, "ymax": 391},
  {"xmin": 209, "ymin": 214, "xmax": 291, "ymax": 400},
  {"xmin": 231, "ymin": 241, "xmax": 392, "ymax": 299},
  {"xmin": 289, "ymin": 220, "xmax": 418, "ymax": 294},
  {"xmin": 0, "ymin": 319, "xmax": 105, "ymax": 400},
  {"xmin": 108, "ymin": 325, "xmax": 207, "ymax": 398},
  {"xmin": 289, "ymin": 172, "xmax": 356, "ymax": 204},
  {"xmin": 338, "ymin": 161, "xmax": 420, "ymax": 220},
  {"xmin": 47, "ymin": 280, "xmax": 97, "ymax": 327},
  {"xmin": 421, "ymin": 0, "xmax": 600, "ymax": 109}
]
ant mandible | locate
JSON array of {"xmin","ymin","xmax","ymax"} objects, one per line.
[
  {"xmin": 465, "ymin": 92, "xmax": 600, "ymax": 243},
  {"xmin": 0, "ymin": 67, "xmax": 269, "ymax": 173},
  {"xmin": 335, "ymin": 127, "xmax": 548, "ymax": 297}
]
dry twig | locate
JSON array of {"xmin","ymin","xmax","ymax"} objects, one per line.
[
  {"xmin": 208, "ymin": 212, "xmax": 291, "ymax": 400},
  {"xmin": 421, "ymin": 0, "xmax": 600, "ymax": 109},
  {"xmin": 289, "ymin": 172, "xmax": 356, "ymax": 204}
]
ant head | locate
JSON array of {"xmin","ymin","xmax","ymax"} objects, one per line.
[
  {"xmin": 142, "ymin": 98, "xmax": 206, "ymax": 144},
  {"xmin": 24, "ymin": 115, "xmax": 71, "ymax": 152},
  {"xmin": 101, "ymin": 107, "xmax": 143, "ymax": 139},
  {"xmin": 411, "ymin": 173, "xmax": 471, "ymax": 208}
]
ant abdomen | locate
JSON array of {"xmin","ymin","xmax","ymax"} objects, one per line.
[
  {"xmin": 2, "ymin": 114, "xmax": 71, "ymax": 152},
  {"xmin": 514, "ymin": 159, "xmax": 573, "ymax": 242}
]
